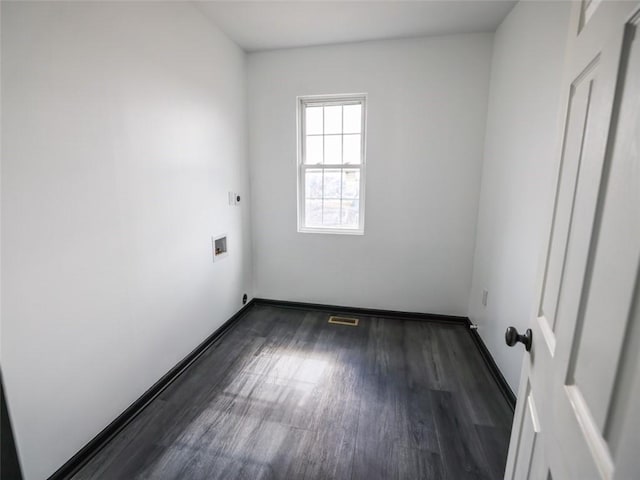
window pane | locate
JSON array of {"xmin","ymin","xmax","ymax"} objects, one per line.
[
  {"xmin": 341, "ymin": 199, "xmax": 359, "ymax": 227},
  {"xmin": 324, "ymin": 135, "xmax": 342, "ymax": 164},
  {"xmin": 323, "ymin": 169, "xmax": 341, "ymax": 199},
  {"xmin": 343, "ymin": 134, "xmax": 361, "ymax": 164},
  {"xmin": 343, "ymin": 104, "xmax": 361, "ymax": 133},
  {"xmin": 305, "ymin": 106, "xmax": 323, "ymax": 135},
  {"xmin": 323, "ymin": 199, "xmax": 341, "ymax": 226},
  {"xmin": 305, "ymin": 169, "xmax": 322, "ymax": 198},
  {"xmin": 324, "ymin": 105, "xmax": 342, "ymax": 134},
  {"xmin": 305, "ymin": 199, "xmax": 322, "ymax": 226},
  {"xmin": 341, "ymin": 169, "xmax": 360, "ymax": 199},
  {"xmin": 305, "ymin": 136, "xmax": 323, "ymax": 164}
]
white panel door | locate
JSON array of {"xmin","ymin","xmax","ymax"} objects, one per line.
[{"xmin": 505, "ymin": 1, "xmax": 640, "ymax": 479}]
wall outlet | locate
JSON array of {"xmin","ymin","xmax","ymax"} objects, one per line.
[
  {"xmin": 228, "ymin": 191, "xmax": 241, "ymax": 206},
  {"xmin": 482, "ymin": 289, "xmax": 489, "ymax": 307}
]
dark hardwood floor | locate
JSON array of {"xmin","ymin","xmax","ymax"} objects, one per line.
[{"xmin": 71, "ymin": 304, "xmax": 513, "ymax": 480}]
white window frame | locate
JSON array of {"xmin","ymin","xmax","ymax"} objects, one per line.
[{"xmin": 296, "ymin": 93, "xmax": 367, "ymax": 235}]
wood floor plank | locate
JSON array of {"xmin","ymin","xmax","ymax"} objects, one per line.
[
  {"xmin": 71, "ymin": 305, "xmax": 513, "ymax": 480},
  {"xmin": 274, "ymin": 423, "xmax": 357, "ymax": 480},
  {"xmin": 395, "ymin": 445, "xmax": 445, "ymax": 480},
  {"xmin": 475, "ymin": 424, "xmax": 511, "ymax": 480},
  {"xmin": 403, "ymin": 322, "xmax": 443, "ymax": 391},
  {"xmin": 430, "ymin": 389, "xmax": 494, "ymax": 480},
  {"xmin": 438, "ymin": 327, "xmax": 513, "ymax": 430}
]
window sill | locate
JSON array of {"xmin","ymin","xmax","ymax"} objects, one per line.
[{"xmin": 297, "ymin": 226, "xmax": 364, "ymax": 236}]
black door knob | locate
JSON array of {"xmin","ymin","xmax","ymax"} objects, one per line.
[{"xmin": 505, "ymin": 326, "xmax": 532, "ymax": 351}]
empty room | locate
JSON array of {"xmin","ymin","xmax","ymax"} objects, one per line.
[{"xmin": 1, "ymin": 0, "xmax": 639, "ymax": 479}]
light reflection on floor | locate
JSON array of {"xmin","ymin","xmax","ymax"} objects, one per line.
[{"xmin": 223, "ymin": 351, "xmax": 332, "ymax": 408}]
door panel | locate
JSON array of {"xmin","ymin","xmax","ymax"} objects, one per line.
[
  {"xmin": 511, "ymin": 386, "xmax": 541, "ymax": 480},
  {"xmin": 609, "ymin": 291, "xmax": 640, "ymax": 477},
  {"xmin": 580, "ymin": 0, "xmax": 604, "ymax": 32},
  {"xmin": 554, "ymin": 12, "xmax": 640, "ymax": 480},
  {"xmin": 540, "ymin": 60, "xmax": 598, "ymax": 334},
  {"xmin": 567, "ymin": 16, "xmax": 640, "ymax": 435},
  {"xmin": 506, "ymin": 2, "xmax": 640, "ymax": 479}
]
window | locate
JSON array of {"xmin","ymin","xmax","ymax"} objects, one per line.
[{"xmin": 297, "ymin": 94, "xmax": 366, "ymax": 234}]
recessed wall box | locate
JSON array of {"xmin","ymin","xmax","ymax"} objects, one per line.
[{"xmin": 212, "ymin": 235, "xmax": 228, "ymax": 262}]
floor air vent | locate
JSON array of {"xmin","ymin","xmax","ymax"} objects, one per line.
[{"xmin": 328, "ymin": 316, "xmax": 359, "ymax": 326}]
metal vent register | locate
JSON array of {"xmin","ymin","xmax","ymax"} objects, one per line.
[{"xmin": 328, "ymin": 316, "xmax": 359, "ymax": 326}]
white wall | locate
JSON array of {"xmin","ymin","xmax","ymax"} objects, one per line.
[
  {"xmin": 468, "ymin": 1, "xmax": 572, "ymax": 391},
  {"xmin": 248, "ymin": 34, "xmax": 493, "ymax": 315},
  {"xmin": 1, "ymin": 2, "xmax": 252, "ymax": 479}
]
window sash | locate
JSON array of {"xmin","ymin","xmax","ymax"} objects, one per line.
[
  {"xmin": 299, "ymin": 164, "xmax": 363, "ymax": 230},
  {"xmin": 297, "ymin": 95, "xmax": 366, "ymax": 234}
]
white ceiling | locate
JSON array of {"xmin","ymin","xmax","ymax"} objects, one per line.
[{"xmin": 196, "ymin": 1, "xmax": 517, "ymax": 52}]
